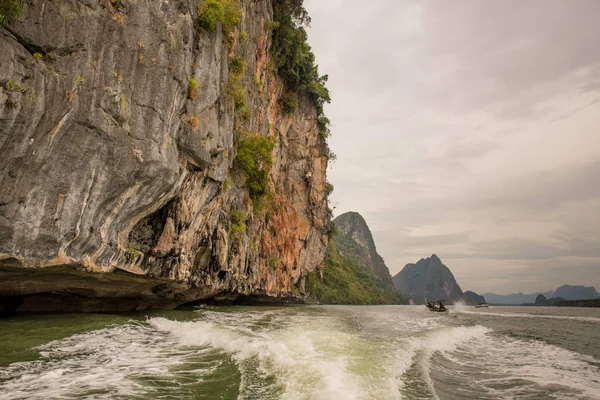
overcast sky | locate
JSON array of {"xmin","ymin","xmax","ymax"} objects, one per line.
[{"xmin": 304, "ymin": 0, "xmax": 600, "ymax": 294}]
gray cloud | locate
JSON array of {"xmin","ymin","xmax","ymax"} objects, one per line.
[
  {"xmin": 444, "ymin": 236, "xmax": 600, "ymax": 261},
  {"xmin": 447, "ymin": 257, "xmax": 600, "ymax": 294},
  {"xmin": 306, "ymin": 0, "xmax": 600, "ymax": 293},
  {"xmin": 399, "ymin": 232, "xmax": 473, "ymax": 248},
  {"xmin": 471, "ymin": 161, "xmax": 600, "ymax": 211}
]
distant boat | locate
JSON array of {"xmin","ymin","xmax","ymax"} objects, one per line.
[
  {"xmin": 426, "ymin": 300, "xmax": 448, "ymax": 312},
  {"xmin": 474, "ymin": 303, "xmax": 489, "ymax": 308}
]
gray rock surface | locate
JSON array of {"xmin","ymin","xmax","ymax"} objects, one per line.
[
  {"xmin": 0, "ymin": 0, "xmax": 329, "ymax": 312},
  {"xmin": 464, "ymin": 290, "xmax": 486, "ymax": 305},
  {"xmin": 553, "ymin": 285, "xmax": 598, "ymax": 300},
  {"xmin": 392, "ymin": 254, "xmax": 464, "ymax": 304}
]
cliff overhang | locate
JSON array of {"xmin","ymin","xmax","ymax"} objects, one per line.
[{"xmin": 0, "ymin": 0, "xmax": 331, "ymax": 313}]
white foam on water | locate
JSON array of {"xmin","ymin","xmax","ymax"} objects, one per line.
[
  {"xmin": 406, "ymin": 325, "xmax": 492, "ymax": 355},
  {"xmin": 390, "ymin": 325, "xmax": 492, "ymax": 399},
  {"xmin": 433, "ymin": 329, "xmax": 600, "ymax": 399},
  {"xmin": 0, "ymin": 309, "xmax": 401, "ymax": 400},
  {"xmin": 451, "ymin": 301, "xmax": 468, "ymax": 313},
  {"xmin": 393, "ymin": 315, "xmax": 447, "ymax": 334},
  {"xmin": 388, "ymin": 320, "xmax": 600, "ymax": 399},
  {"xmin": 148, "ymin": 315, "xmax": 387, "ymax": 400},
  {"xmin": 0, "ymin": 322, "xmax": 216, "ymax": 400}
]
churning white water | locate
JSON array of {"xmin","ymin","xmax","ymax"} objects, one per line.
[{"xmin": 0, "ymin": 305, "xmax": 599, "ymax": 399}]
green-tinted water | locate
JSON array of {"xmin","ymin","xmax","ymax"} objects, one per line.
[{"xmin": 0, "ymin": 305, "xmax": 599, "ymax": 399}]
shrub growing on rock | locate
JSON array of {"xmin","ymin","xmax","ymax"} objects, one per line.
[
  {"xmin": 281, "ymin": 92, "xmax": 298, "ymax": 115},
  {"xmin": 269, "ymin": 257, "xmax": 278, "ymax": 270},
  {"xmin": 230, "ymin": 56, "xmax": 246, "ymax": 75},
  {"xmin": 188, "ymin": 78, "xmax": 198, "ymax": 100},
  {"xmin": 197, "ymin": 0, "xmax": 241, "ymax": 36},
  {"xmin": 197, "ymin": 0, "xmax": 224, "ymax": 31},
  {"xmin": 235, "ymin": 135, "xmax": 275, "ymax": 202},
  {"xmin": 226, "ymin": 73, "xmax": 245, "ymax": 110},
  {"xmin": 230, "ymin": 210, "xmax": 247, "ymax": 240}
]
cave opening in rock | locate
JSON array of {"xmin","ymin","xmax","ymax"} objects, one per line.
[{"xmin": 127, "ymin": 201, "xmax": 174, "ymax": 253}]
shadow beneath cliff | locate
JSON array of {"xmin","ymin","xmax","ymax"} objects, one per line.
[
  {"xmin": 185, "ymin": 293, "xmax": 307, "ymax": 307},
  {"xmin": 0, "ymin": 262, "xmax": 204, "ymax": 316}
]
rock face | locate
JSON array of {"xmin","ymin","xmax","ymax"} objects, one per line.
[
  {"xmin": 333, "ymin": 212, "xmax": 395, "ymax": 289},
  {"xmin": 464, "ymin": 290, "xmax": 486, "ymax": 305},
  {"xmin": 0, "ymin": 1, "xmax": 329, "ymax": 312},
  {"xmin": 554, "ymin": 285, "xmax": 598, "ymax": 300},
  {"xmin": 535, "ymin": 294, "xmax": 548, "ymax": 306},
  {"xmin": 392, "ymin": 254, "xmax": 464, "ymax": 304},
  {"xmin": 535, "ymin": 294, "xmax": 565, "ymax": 306}
]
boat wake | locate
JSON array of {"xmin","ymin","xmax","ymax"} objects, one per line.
[
  {"xmin": 430, "ymin": 328, "xmax": 600, "ymax": 399},
  {"xmin": 0, "ymin": 307, "xmax": 598, "ymax": 400}
]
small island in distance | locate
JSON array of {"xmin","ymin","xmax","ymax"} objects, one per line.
[
  {"xmin": 483, "ymin": 284, "xmax": 599, "ymax": 307},
  {"xmin": 392, "ymin": 255, "xmax": 599, "ymax": 308}
]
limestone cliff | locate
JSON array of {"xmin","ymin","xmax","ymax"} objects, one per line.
[
  {"xmin": 392, "ymin": 254, "xmax": 464, "ymax": 304},
  {"xmin": 0, "ymin": 0, "xmax": 330, "ymax": 312},
  {"xmin": 553, "ymin": 285, "xmax": 598, "ymax": 301},
  {"xmin": 464, "ymin": 290, "xmax": 486, "ymax": 306},
  {"xmin": 534, "ymin": 294, "xmax": 565, "ymax": 306}
]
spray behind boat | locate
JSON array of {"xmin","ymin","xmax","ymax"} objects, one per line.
[{"xmin": 425, "ymin": 299, "xmax": 448, "ymax": 312}]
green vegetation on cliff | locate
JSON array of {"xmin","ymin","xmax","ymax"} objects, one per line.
[
  {"xmin": 197, "ymin": 0, "xmax": 241, "ymax": 36},
  {"xmin": 333, "ymin": 212, "xmax": 395, "ymax": 289},
  {"xmin": 271, "ymin": 0, "xmax": 330, "ymax": 108},
  {"xmin": 306, "ymin": 213, "xmax": 406, "ymax": 305},
  {"xmin": 0, "ymin": 0, "xmax": 24, "ymax": 25},
  {"xmin": 306, "ymin": 241, "xmax": 405, "ymax": 305},
  {"xmin": 235, "ymin": 135, "xmax": 275, "ymax": 204}
]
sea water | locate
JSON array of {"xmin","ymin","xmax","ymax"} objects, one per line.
[{"xmin": 0, "ymin": 305, "xmax": 599, "ymax": 399}]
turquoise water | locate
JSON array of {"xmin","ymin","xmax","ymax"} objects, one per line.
[{"xmin": 1, "ymin": 305, "xmax": 599, "ymax": 399}]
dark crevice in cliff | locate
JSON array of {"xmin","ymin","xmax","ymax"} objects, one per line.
[
  {"xmin": 4, "ymin": 26, "xmax": 84, "ymax": 58},
  {"xmin": 128, "ymin": 200, "xmax": 173, "ymax": 253},
  {"xmin": 75, "ymin": 120, "xmax": 106, "ymax": 137},
  {"xmin": 133, "ymin": 100, "xmax": 165, "ymax": 124}
]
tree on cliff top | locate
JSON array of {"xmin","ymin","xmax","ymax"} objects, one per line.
[{"xmin": 271, "ymin": 0, "xmax": 330, "ymax": 113}]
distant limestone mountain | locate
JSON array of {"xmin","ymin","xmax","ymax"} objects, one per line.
[
  {"xmin": 535, "ymin": 294, "xmax": 547, "ymax": 305},
  {"xmin": 535, "ymin": 294, "xmax": 566, "ymax": 306},
  {"xmin": 554, "ymin": 285, "xmax": 598, "ymax": 300},
  {"xmin": 483, "ymin": 285, "xmax": 598, "ymax": 305},
  {"xmin": 306, "ymin": 212, "xmax": 404, "ymax": 305},
  {"xmin": 464, "ymin": 291, "xmax": 486, "ymax": 305},
  {"xmin": 392, "ymin": 254, "xmax": 464, "ymax": 304},
  {"xmin": 333, "ymin": 212, "xmax": 395, "ymax": 289},
  {"xmin": 481, "ymin": 291, "xmax": 555, "ymax": 305}
]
